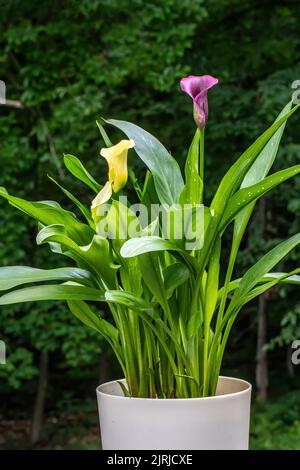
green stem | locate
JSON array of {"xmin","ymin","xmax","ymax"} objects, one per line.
[
  {"xmin": 143, "ymin": 324, "xmax": 156, "ymax": 397},
  {"xmin": 216, "ymin": 242, "xmax": 238, "ymax": 331},
  {"xmin": 200, "ymin": 128, "xmax": 205, "ymax": 203},
  {"xmin": 119, "ymin": 306, "xmax": 139, "ymax": 396}
]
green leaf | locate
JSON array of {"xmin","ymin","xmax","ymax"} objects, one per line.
[
  {"xmin": 0, "ymin": 266, "xmax": 93, "ymax": 291},
  {"xmin": 120, "ymin": 236, "xmax": 182, "ymax": 258},
  {"xmin": 138, "ymin": 253, "xmax": 168, "ymax": 307},
  {"xmin": 120, "ymin": 235, "xmax": 198, "ymax": 273},
  {"xmin": 96, "ymin": 120, "xmax": 113, "ymax": 147},
  {"xmin": 63, "ymin": 154, "xmax": 101, "ymax": 193},
  {"xmin": 261, "ymin": 272, "xmax": 300, "ymax": 285},
  {"xmin": 231, "ymin": 233, "xmax": 300, "ymax": 306},
  {"xmin": 198, "ymin": 103, "xmax": 299, "ymax": 272},
  {"xmin": 161, "ymin": 204, "xmax": 205, "ymax": 251},
  {"xmin": 163, "ymin": 262, "xmax": 190, "ymax": 299},
  {"xmin": 187, "ymin": 309, "xmax": 203, "ymax": 339},
  {"xmin": 37, "ymin": 225, "xmax": 119, "ymax": 288},
  {"xmin": 48, "ymin": 175, "xmax": 94, "ymax": 227},
  {"xmin": 242, "ymin": 269, "xmax": 300, "ymax": 305},
  {"xmin": 119, "ymin": 255, "xmax": 143, "ymax": 297},
  {"xmin": 106, "ymin": 119, "xmax": 184, "ymax": 206},
  {"xmin": 128, "ymin": 168, "xmax": 143, "ymax": 199},
  {"xmin": 240, "ymin": 102, "xmax": 292, "ymax": 187},
  {"xmin": 141, "ymin": 171, "xmax": 159, "ymax": 209},
  {"xmin": 95, "ymin": 200, "xmax": 141, "ymax": 251},
  {"xmin": 204, "ymin": 237, "xmax": 221, "ymax": 324},
  {"xmin": 67, "ymin": 300, "xmax": 118, "ymax": 343},
  {"xmin": 0, "ymin": 187, "xmax": 93, "ymax": 245},
  {"xmin": 218, "ymin": 271, "xmax": 300, "ymax": 303},
  {"xmin": 228, "ymin": 102, "xmax": 292, "ymax": 238},
  {"xmin": 211, "ymin": 103, "xmax": 299, "ymax": 216},
  {"xmin": 0, "ymin": 284, "xmax": 104, "ymax": 305},
  {"xmin": 179, "ymin": 129, "xmax": 203, "ymax": 205},
  {"xmin": 117, "ymin": 381, "xmax": 130, "ymax": 397},
  {"xmin": 221, "ymin": 165, "xmax": 300, "ymax": 230},
  {"xmin": 233, "ymin": 102, "xmax": 292, "ymax": 246},
  {"xmin": 105, "ymin": 290, "xmax": 153, "ymax": 311}
]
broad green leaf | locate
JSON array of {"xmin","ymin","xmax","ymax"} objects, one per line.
[
  {"xmin": 221, "ymin": 165, "xmax": 300, "ymax": 230},
  {"xmin": 0, "ymin": 284, "xmax": 104, "ymax": 305},
  {"xmin": 121, "ymin": 236, "xmax": 183, "ymax": 258},
  {"xmin": 106, "ymin": 119, "xmax": 184, "ymax": 206},
  {"xmin": 48, "ymin": 176, "xmax": 94, "ymax": 227},
  {"xmin": 37, "ymin": 225, "xmax": 119, "ymax": 288},
  {"xmin": 0, "ymin": 266, "xmax": 93, "ymax": 291},
  {"xmin": 120, "ymin": 235, "xmax": 198, "ymax": 272},
  {"xmin": 63, "ymin": 154, "xmax": 101, "ymax": 193},
  {"xmin": 0, "ymin": 187, "xmax": 93, "ymax": 245}
]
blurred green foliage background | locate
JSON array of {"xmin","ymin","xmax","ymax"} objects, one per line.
[{"xmin": 0, "ymin": 0, "xmax": 300, "ymax": 449}]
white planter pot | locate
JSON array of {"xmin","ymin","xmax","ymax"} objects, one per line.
[{"xmin": 96, "ymin": 376, "xmax": 252, "ymax": 450}]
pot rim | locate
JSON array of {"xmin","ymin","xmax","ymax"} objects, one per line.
[{"xmin": 96, "ymin": 375, "xmax": 251, "ymax": 401}]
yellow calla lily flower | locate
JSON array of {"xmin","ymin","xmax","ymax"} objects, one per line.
[{"xmin": 100, "ymin": 139, "xmax": 135, "ymax": 193}]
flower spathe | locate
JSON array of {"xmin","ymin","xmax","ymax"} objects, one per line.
[
  {"xmin": 91, "ymin": 139, "xmax": 135, "ymax": 222},
  {"xmin": 180, "ymin": 75, "xmax": 218, "ymax": 130},
  {"xmin": 101, "ymin": 139, "xmax": 135, "ymax": 193},
  {"xmin": 91, "ymin": 181, "xmax": 113, "ymax": 223}
]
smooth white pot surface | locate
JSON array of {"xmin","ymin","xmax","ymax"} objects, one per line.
[{"xmin": 96, "ymin": 376, "xmax": 252, "ymax": 450}]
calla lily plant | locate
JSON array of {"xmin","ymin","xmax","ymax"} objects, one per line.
[{"xmin": 0, "ymin": 75, "xmax": 300, "ymax": 398}]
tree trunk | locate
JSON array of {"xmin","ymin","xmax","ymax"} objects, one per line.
[
  {"xmin": 30, "ymin": 351, "xmax": 48, "ymax": 446},
  {"xmin": 255, "ymin": 198, "xmax": 269, "ymax": 401},
  {"xmin": 256, "ymin": 293, "xmax": 268, "ymax": 400}
]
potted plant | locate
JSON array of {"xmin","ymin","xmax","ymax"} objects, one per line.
[{"xmin": 0, "ymin": 75, "xmax": 299, "ymax": 450}]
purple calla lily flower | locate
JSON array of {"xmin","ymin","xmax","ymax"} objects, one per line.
[{"xmin": 180, "ymin": 75, "xmax": 219, "ymax": 130}]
